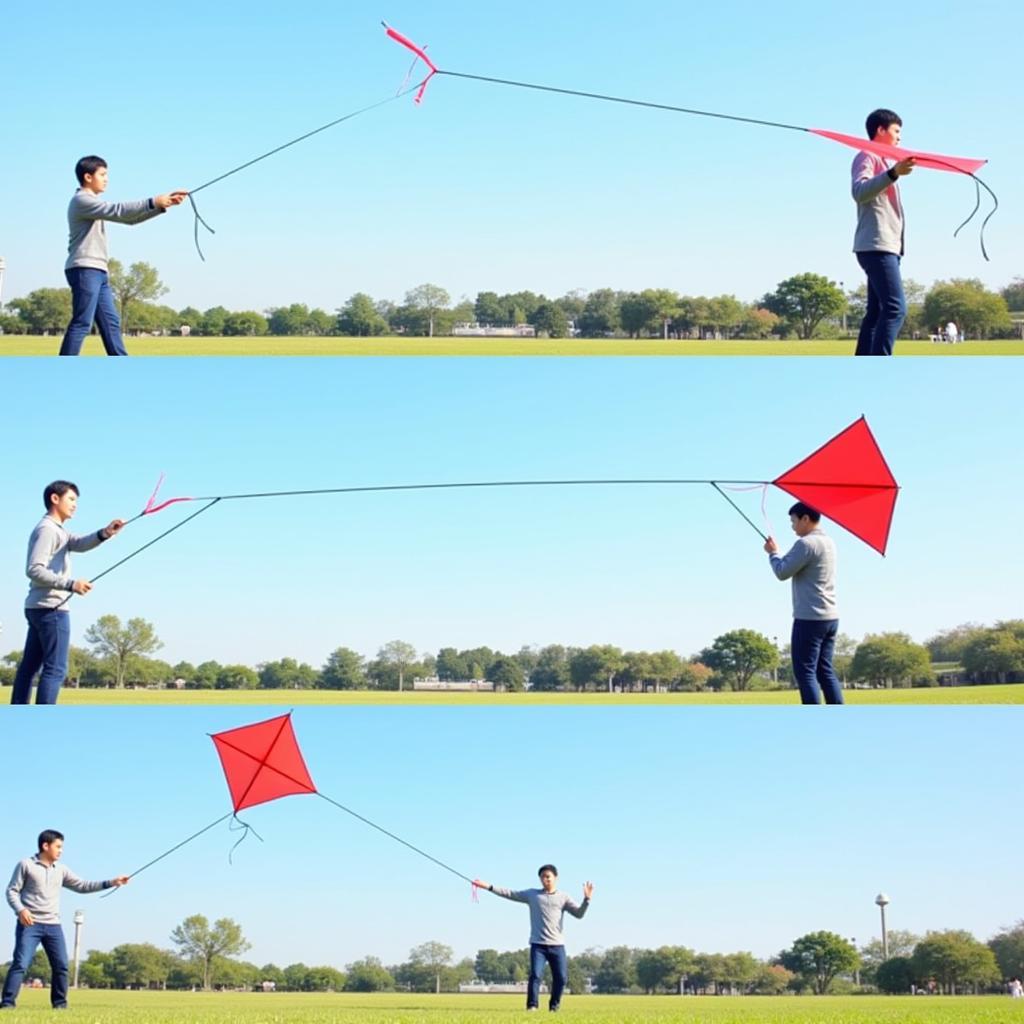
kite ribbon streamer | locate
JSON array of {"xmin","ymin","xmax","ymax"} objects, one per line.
[{"xmin": 382, "ymin": 22, "xmax": 437, "ymax": 103}]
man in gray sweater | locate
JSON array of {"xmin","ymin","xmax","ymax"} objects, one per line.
[
  {"xmin": 59, "ymin": 155, "xmax": 187, "ymax": 356},
  {"xmin": 474, "ymin": 865, "xmax": 593, "ymax": 1011},
  {"xmin": 765, "ymin": 502, "xmax": 843, "ymax": 704},
  {"xmin": 10, "ymin": 481, "xmax": 124, "ymax": 705},
  {"xmin": 852, "ymin": 109, "xmax": 916, "ymax": 356},
  {"xmin": 2, "ymin": 829, "xmax": 128, "ymax": 1009}
]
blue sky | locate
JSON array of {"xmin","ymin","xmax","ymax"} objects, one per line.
[
  {"xmin": 0, "ymin": 708, "xmax": 1018, "ymax": 966},
  {"xmin": 1, "ymin": 358, "xmax": 1020, "ymax": 668},
  {"xmin": 3, "ymin": 0, "xmax": 1021, "ymax": 313}
]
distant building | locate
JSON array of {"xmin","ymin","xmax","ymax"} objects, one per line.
[
  {"xmin": 412, "ymin": 676, "xmax": 502, "ymax": 692},
  {"xmin": 452, "ymin": 322, "xmax": 537, "ymax": 338}
]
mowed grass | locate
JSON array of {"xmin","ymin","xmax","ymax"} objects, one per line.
[
  {"xmin": 14, "ymin": 683, "xmax": 1022, "ymax": 706},
  {"xmin": 2, "ymin": 335, "xmax": 1022, "ymax": 356},
  {"xmin": 3, "ymin": 991, "xmax": 1020, "ymax": 1024}
]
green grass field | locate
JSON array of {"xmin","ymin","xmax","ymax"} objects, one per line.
[
  {"xmin": 2, "ymin": 335, "xmax": 1022, "ymax": 356},
  {"xmin": 3, "ymin": 991, "xmax": 1019, "ymax": 1023},
  {"xmin": 9, "ymin": 682, "xmax": 1020, "ymax": 706}
]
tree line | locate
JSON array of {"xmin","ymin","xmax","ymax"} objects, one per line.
[
  {"xmin": 1, "ymin": 619, "xmax": 1021, "ymax": 693},
  {"xmin": 5, "ymin": 913, "xmax": 1022, "ymax": 997},
  {"xmin": 2, "ymin": 267, "xmax": 1021, "ymax": 340}
]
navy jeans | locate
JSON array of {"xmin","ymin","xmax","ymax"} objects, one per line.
[
  {"xmin": 528, "ymin": 943, "xmax": 568, "ymax": 1010},
  {"xmin": 791, "ymin": 619, "xmax": 843, "ymax": 705},
  {"xmin": 1, "ymin": 922, "xmax": 69, "ymax": 1008},
  {"xmin": 855, "ymin": 251, "xmax": 905, "ymax": 356},
  {"xmin": 59, "ymin": 267, "xmax": 127, "ymax": 356},
  {"xmin": 11, "ymin": 608, "xmax": 71, "ymax": 705}
]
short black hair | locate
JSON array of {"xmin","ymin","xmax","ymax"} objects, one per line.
[
  {"xmin": 38, "ymin": 829, "xmax": 64, "ymax": 850},
  {"xmin": 537, "ymin": 864, "xmax": 558, "ymax": 878},
  {"xmin": 865, "ymin": 109, "xmax": 902, "ymax": 140},
  {"xmin": 75, "ymin": 155, "xmax": 107, "ymax": 185},
  {"xmin": 789, "ymin": 502, "xmax": 821, "ymax": 522},
  {"xmin": 44, "ymin": 480, "xmax": 79, "ymax": 510}
]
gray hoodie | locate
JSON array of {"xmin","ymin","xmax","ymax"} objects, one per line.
[
  {"xmin": 769, "ymin": 529, "xmax": 838, "ymax": 621},
  {"xmin": 66, "ymin": 189, "xmax": 164, "ymax": 271},
  {"xmin": 851, "ymin": 151, "xmax": 904, "ymax": 256}
]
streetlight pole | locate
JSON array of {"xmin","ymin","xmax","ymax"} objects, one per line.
[
  {"xmin": 875, "ymin": 893, "xmax": 890, "ymax": 961},
  {"xmin": 72, "ymin": 911, "xmax": 84, "ymax": 988},
  {"xmin": 773, "ymin": 635, "xmax": 779, "ymax": 686},
  {"xmin": 0, "ymin": 256, "xmax": 7, "ymax": 308}
]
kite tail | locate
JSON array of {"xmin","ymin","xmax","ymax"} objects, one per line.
[
  {"xmin": 951, "ymin": 173, "xmax": 998, "ymax": 262},
  {"xmin": 316, "ymin": 791, "xmax": 475, "ymax": 886},
  {"xmin": 188, "ymin": 193, "xmax": 216, "ymax": 262},
  {"xmin": 227, "ymin": 814, "xmax": 264, "ymax": 864}
]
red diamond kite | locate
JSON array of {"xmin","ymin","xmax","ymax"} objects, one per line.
[
  {"xmin": 211, "ymin": 713, "xmax": 317, "ymax": 812},
  {"xmin": 772, "ymin": 416, "xmax": 898, "ymax": 556}
]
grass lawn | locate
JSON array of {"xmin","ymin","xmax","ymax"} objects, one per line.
[
  {"xmin": 2, "ymin": 991, "xmax": 1019, "ymax": 1024},
  {"xmin": 2, "ymin": 335, "xmax": 1023, "ymax": 356},
  {"xmin": 11, "ymin": 683, "xmax": 1021, "ymax": 706}
]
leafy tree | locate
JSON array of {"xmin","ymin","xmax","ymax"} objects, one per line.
[
  {"xmin": 169, "ymin": 915, "xmax": 250, "ymax": 990},
  {"xmin": 199, "ymin": 306, "xmax": 229, "ymax": 336},
  {"xmin": 859, "ymin": 930, "xmax": 920, "ymax": 984},
  {"xmin": 337, "ymin": 293, "xmax": 388, "ymax": 336},
  {"xmin": 407, "ymin": 941, "xmax": 453, "ymax": 994},
  {"xmin": 435, "ymin": 647, "xmax": 469, "ymax": 681},
  {"xmin": 850, "ymin": 632, "xmax": 933, "ymax": 688},
  {"xmin": 754, "ymin": 963, "xmax": 796, "ymax": 994},
  {"xmin": 763, "ymin": 273, "xmax": 845, "ymax": 339},
  {"xmin": 705, "ymin": 295, "xmax": 746, "ymax": 339},
  {"xmin": 619, "ymin": 292, "xmax": 660, "ymax": 338},
  {"xmin": 303, "ymin": 965, "xmax": 346, "ymax": 991},
  {"xmin": 740, "ymin": 306, "xmax": 781, "ymax": 339},
  {"xmin": 593, "ymin": 946, "xmax": 636, "ymax": 992},
  {"xmin": 215, "ymin": 664, "xmax": 259, "ymax": 689},
  {"xmin": 486, "ymin": 655, "xmax": 525, "ymax": 691},
  {"xmin": 344, "ymin": 956, "xmax": 394, "ymax": 991},
  {"xmin": 108, "ymin": 943, "xmax": 174, "ymax": 989},
  {"xmin": 192, "ymin": 660, "xmax": 223, "ymax": 689},
  {"xmin": 875, "ymin": 955, "xmax": 916, "ymax": 994},
  {"xmin": 83, "ymin": 615, "xmax": 162, "ymax": 689},
  {"xmin": 569, "ymin": 645, "xmax": 625, "ymax": 692},
  {"xmin": 924, "ymin": 622, "xmax": 985, "ymax": 663},
  {"xmin": 922, "ymin": 279, "xmax": 1013, "ymax": 338},
  {"xmin": 635, "ymin": 945, "xmax": 693, "ymax": 994},
  {"xmin": 779, "ymin": 931, "xmax": 859, "ymax": 994},
  {"xmin": 108, "ymin": 259, "xmax": 168, "ymax": 334},
  {"xmin": 989, "ymin": 920, "xmax": 1024, "ymax": 979},
  {"xmin": 257, "ymin": 657, "xmax": 319, "ymax": 689},
  {"xmin": 529, "ymin": 645, "xmax": 572, "ymax": 691},
  {"xmin": 267, "ymin": 303, "xmax": 312, "ymax": 336},
  {"xmin": 9, "ymin": 288, "xmax": 72, "ymax": 334},
  {"xmin": 318, "ymin": 647, "xmax": 367, "ymax": 690},
  {"xmin": 282, "ymin": 963, "xmax": 310, "ymax": 991},
  {"xmin": 178, "ymin": 306, "xmax": 204, "ymax": 333},
  {"xmin": 700, "ymin": 629, "xmax": 777, "ymax": 691},
  {"xmin": 912, "ymin": 930, "xmax": 1000, "ymax": 994},
  {"xmin": 577, "ymin": 288, "xmax": 621, "ymax": 337},
  {"xmin": 474, "ymin": 291, "xmax": 505, "ymax": 325},
  {"xmin": 405, "ymin": 283, "xmax": 450, "ymax": 337},
  {"xmin": 1001, "ymin": 277, "xmax": 1024, "ymax": 312},
  {"xmin": 960, "ymin": 620, "xmax": 1024, "ymax": 679},
  {"xmin": 377, "ymin": 640, "xmax": 419, "ymax": 691},
  {"xmin": 222, "ymin": 311, "xmax": 268, "ymax": 336},
  {"xmin": 530, "ymin": 301, "xmax": 569, "ymax": 338}
]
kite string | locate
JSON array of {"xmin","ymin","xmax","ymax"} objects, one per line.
[
  {"xmin": 100, "ymin": 812, "xmax": 234, "ymax": 897},
  {"xmin": 718, "ymin": 482, "xmax": 775, "ymax": 541},
  {"xmin": 316, "ymin": 791, "xmax": 475, "ymax": 886},
  {"xmin": 183, "ymin": 81, "xmax": 427, "ymax": 259},
  {"xmin": 433, "ymin": 69, "xmax": 996, "ymax": 259},
  {"xmin": 710, "ymin": 482, "xmax": 769, "ymax": 542},
  {"xmin": 227, "ymin": 814, "xmax": 264, "ymax": 865}
]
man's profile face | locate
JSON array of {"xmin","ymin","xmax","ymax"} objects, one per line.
[
  {"xmin": 40, "ymin": 839, "xmax": 64, "ymax": 862},
  {"xmin": 539, "ymin": 870, "xmax": 557, "ymax": 892},
  {"xmin": 83, "ymin": 166, "xmax": 109, "ymax": 193},
  {"xmin": 789, "ymin": 514, "xmax": 816, "ymax": 537},
  {"xmin": 874, "ymin": 122, "xmax": 902, "ymax": 147}
]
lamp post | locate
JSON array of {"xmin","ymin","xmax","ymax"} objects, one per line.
[
  {"xmin": 72, "ymin": 911, "xmax": 84, "ymax": 988},
  {"xmin": 773, "ymin": 635, "xmax": 779, "ymax": 686},
  {"xmin": 0, "ymin": 256, "xmax": 6, "ymax": 308},
  {"xmin": 875, "ymin": 893, "xmax": 890, "ymax": 961}
]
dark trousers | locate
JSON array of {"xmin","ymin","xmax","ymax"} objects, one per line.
[
  {"xmin": 59, "ymin": 267, "xmax": 127, "ymax": 356},
  {"xmin": 791, "ymin": 618, "xmax": 844, "ymax": 705},
  {"xmin": 11, "ymin": 608, "xmax": 71, "ymax": 705},
  {"xmin": 855, "ymin": 251, "xmax": 905, "ymax": 356},
  {"xmin": 1, "ymin": 922, "xmax": 69, "ymax": 1008},
  {"xmin": 528, "ymin": 943, "xmax": 568, "ymax": 1010}
]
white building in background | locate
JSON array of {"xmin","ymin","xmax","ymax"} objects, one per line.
[
  {"xmin": 452, "ymin": 322, "xmax": 537, "ymax": 338},
  {"xmin": 412, "ymin": 677, "xmax": 501, "ymax": 692}
]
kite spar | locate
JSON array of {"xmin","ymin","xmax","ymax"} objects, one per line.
[{"xmin": 57, "ymin": 416, "xmax": 899, "ymax": 613}]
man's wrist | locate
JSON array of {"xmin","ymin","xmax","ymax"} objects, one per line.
[{"xmin": 887, "ymin": 168, "xmax": 899, "ymax": 182}]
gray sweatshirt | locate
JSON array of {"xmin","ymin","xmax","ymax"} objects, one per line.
[
  {"xmin": 851, "ymin": 151, "xmax": 904, "ymax": 256},
  {"xmin": 490, "ymin": 886, "xmax": 589, "ymax": 945},
  {"xmin": 6, "ymin": 857, "xmax": 111, "ymax": 925},
  {"xmin": 24, "ymin": 516, "xmax": 107, "ymax": 610},
  {"xmin": 66, "ymin": 189, "xmax": 164, "ymax": 271},
  {"xmin": 769, "ymin": 529, "xmax": 838, "ymax": 621}
]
